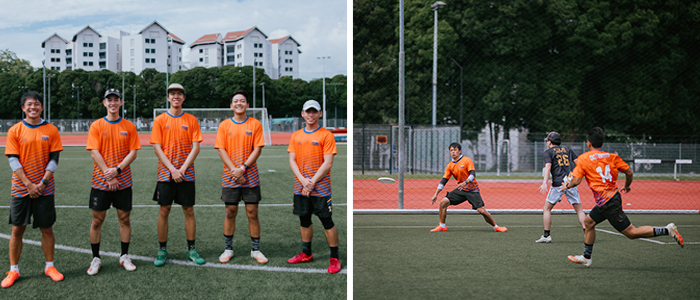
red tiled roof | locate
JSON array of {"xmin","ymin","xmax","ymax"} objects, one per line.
[
  {"xmin": 168, "ymin": 33, "xmax": 185, "ymax": 44},
  {"xmin": 223, "ymin": 26, "xmax": 268, "ymax": 42},
  {"xmin": 269, "ymin": 35, "xmax": 301, "ymax": 47},
  {"xmin": 190, "ymin": 33, "xmax": 221, "ymax": 48}
]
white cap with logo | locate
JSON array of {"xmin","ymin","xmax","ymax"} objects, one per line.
[
  {"xmin": 302, "ymin": 100, "xmax": 321, "ymax": 111},
  {"xmin": 167, "ymin": 83, "xmax": 185, "ymax": 94}
]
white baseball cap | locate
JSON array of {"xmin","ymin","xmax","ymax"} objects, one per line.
[{"xmin": 302, "ymin": 100, "xmax": 321, "ymax": 111}]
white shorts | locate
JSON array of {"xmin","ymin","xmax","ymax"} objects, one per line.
[{"xmin": 546, "ymin": 186, "xmax": 581, "ymax": 205}]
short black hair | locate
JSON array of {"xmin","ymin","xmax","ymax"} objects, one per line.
[
  {"xmin": 21, "ymin": 91, "xmax": 43, "ymax": 107},
  {"xmin": 231, "ymin": 90, "xmax": 249, "ymax": 103},
  {"xmin": 587, "ymin": 127, "xmax": 605, "ymax": 148},
  {"xmin": 448, "ymin": 142, "xmax": 461, "ymax": 151}
]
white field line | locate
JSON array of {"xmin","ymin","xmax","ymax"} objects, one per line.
[{"xmin": 0, "ymin": 233, "xmax": 346, "ymax": 274}]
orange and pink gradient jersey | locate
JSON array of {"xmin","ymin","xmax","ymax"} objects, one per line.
[
  {"xmin": 442, "ymin": 155, "xmax": 480, "ymax": 193},
  {"xmin": 215, "ymin": 116, "xmax": 265, "ymax": 188},
  {"xmin": 5, "ymin": 121, "xmax": 63, "ymax": 197},
  {"xmin": 150, "ymin": 111, "xmax": 203, "ymax": 182},
  {"xmin": 573, "ymin": 149, "xmax": 630, "ymax": 207},
  {"xmin": 287, "ymin": 127, "xmax": 337, "ymax": 197},
  {"xmin": 86, "ymin": 117, "xmax": 141, "ymax": 191}
]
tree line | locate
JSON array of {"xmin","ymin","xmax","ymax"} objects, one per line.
[
  {"xmin": 0, "ymin": 50, "xmax": 347, "ymax": 121},
  {"xmin": 354, "ymin": 0, "xmax": 700, "ymax": 142}
]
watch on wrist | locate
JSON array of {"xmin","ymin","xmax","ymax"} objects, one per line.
[
  {"xmin": 117, "ymin": 167, "xmax": 122, "ymax": 175},
  {"xmin": 41, "ymin": 178, "xmax": 47, "ymax": 185}
]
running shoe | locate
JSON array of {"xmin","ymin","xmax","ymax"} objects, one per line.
[
  {"xmin": 44, "ymin": 266, "xmax": 64, "ymax": 281},
  {"xmin": 119, "ymin": 255, "xmax": 136, "ymax": 271},
  {"xmin": 287, "ymin": 252, "xmax": 313, "ymax": 264},
  {"xmin": 187, "ymin": 248, "xmax": 205, "ymax": 265},
  {"xmin": 219, "ymin": 249, "xmax": 234, "ymax": 263},
  {"xmin": 567, "ymin": 255, "xmax": 592, "ymax": 267},
  {"xmin": 328, "ymin": 258, "xmax": 341, "ymax": 274},
  {"xmin": 154, "ymin": 249, "xmax": 168, "ymax": 267},
  {"xmin": 250, "ymin": 250, "xmax": 268, "ymax": 264},
  {"xmin": 430, "ymin": 225, "xmax": 447, "ymax": 232},
  {"xmin": 666, "ymin": 223, "xmax": 684, "ymax": 248},
  {"xmin": 535, "ymin": 235, "xmax": 552, "ymax": 243},
  {"xmin": 494, "ymin": 226, "xmax": 508, "ymax": 232},
  {"xmin": 1, "ymin": 271, "xmax": 19, "ymax": 288},
  {"xmin": 87, "ymin": 257, "xmax": 101, "ymax": 275}
]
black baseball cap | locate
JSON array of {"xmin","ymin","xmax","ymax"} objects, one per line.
[
  {"xmin": 104, "ymin": 89, "xmax": 121, "ymax": 98},
  {"xmin": 545, "ymin": 131, "xmax": 562, "ymax": 144}
]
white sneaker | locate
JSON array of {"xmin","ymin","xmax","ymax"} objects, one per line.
[
  {"xmin": 251, "ymin": 250, "xmax": 268, "ymax": 264},
  {"xmin": 666, "ymin": 223, "xmax": 685, "ymax": 248},
  {"xmin": 87, "ymin": 257, "xmax": 101, "ymax": 275},
  {"xmin": 219, "ymin": 249, "xmax": 234, "ymax": 263},
  {"xmin": 535, "ymin": 235, "xmax": 552, "ymax": 243},
  {"xmin": 119, "ymin": 255, "xmax": 136, "ymax": 271},
  {"xmin": 567, "ymin": 255, "xmax": 592, "ymax": 267}
]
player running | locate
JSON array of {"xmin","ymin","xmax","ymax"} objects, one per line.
[
  {"xmin": 536, "ymin": 131, "xmax": 585, "ymax": 243},
  {"xmin": 430, "ymin": 143, "xmax": 507, "ymax": 233},
  {"xmin": 215, "ymin": 90, "xmax": 268, "ymax": 264},
  {"xmin": 85, "ymin": 89, "xmax": 141, "ymax": 275},
  {"xmin": 151, "ymin": 83, "xmax": 205, "ymax": 266},
  {"xmin": 287, "ymin": 100, "xmax": 342, "ymax": 274},
  {"xmin": 3, "ymin": 92, "xmax": 64, "ymax": 288},
  {"xmin": 562, "ymin": 127, "xmax": 684, "ymax": 267}
]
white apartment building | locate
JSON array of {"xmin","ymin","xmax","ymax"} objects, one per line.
[
  {"xmin": 122, "ymin": 21, "xmax": 171, "ymax": 74},
  {"xmin": 168, "ymin": 33, "xmax": 186, "ymax": 73},
  {"xmin": 269, "ymin": 35, "xmax": 301, "ymax": 79},
  {"xmin": 41, "ymin": 34, "xmax": 70, "ymax": 71},
  {"xmin": 42, "ymin": 26, "xmax": 122, "ymax": 73},
  {"xmin": 189, "ymin": 33, "xmax": 223, "ymax": 68},
  {"xmin": 222, "ymin": 27, "xmax": 273, "ymax": 77}
]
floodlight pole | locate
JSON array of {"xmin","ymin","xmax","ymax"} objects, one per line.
[
  {"xmin": 399, "ymin": 0, "xmax": 406, "ymax": 208},
  {"xmin": 253, "ymin": 59, "xmax": 256, "ymax": 109},
  {"xmin": 260, "ymin": 82, "xmax": 265, "ymax": 108},
  {"xmin": 431, "ymin": 1, "xmax": 446, "ymax": 126}
]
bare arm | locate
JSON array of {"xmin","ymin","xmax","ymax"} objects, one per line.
[
  {"xmin": 179, "ymin": 142, "xmax": 200, "ymax": 173},
  {"xmin": 620, "ymin": 168, "xmax": 633, "ymax": 193},
  {"xmin": 91, "ymin": 149, "xmax": 120, "ymax": 191},
  {"xmin": 288, "ymin": 152, "xmax": 309, "ymax": 196},
  {"xmin": 539, "ymin": 163, "xmax": 552, "ymax": 194},
  {"xmin": 230, "ymin": 146, "xmax": 264, "ymax": 180}
]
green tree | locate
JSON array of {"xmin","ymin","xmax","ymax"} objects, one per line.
[{"xmin": 0, "ymin": 49, "xmax": 33, "ymax": 75}]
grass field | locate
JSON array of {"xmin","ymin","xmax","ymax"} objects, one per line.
[
  {"xmin": 0, "ymin": 145, "xmax": 347, "ymax": 299},
  {"xmin": 354, "ymin": 214, "xmax": 699, "ymax": 300}
]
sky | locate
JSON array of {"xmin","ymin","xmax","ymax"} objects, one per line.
[{"xmin": 0, "ymin": 0, "xmax": 348, "ymax": 82}]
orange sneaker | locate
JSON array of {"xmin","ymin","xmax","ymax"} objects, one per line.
[
  {"xmin": 494, "ymin": 226, "xmax": 508, "ymax": 232},
  {"xmin": 430, "ymin": 225, "xmax": 447, "ymax": 232},
  {"xmin": 328, "ymin": 258, "xmax": 341, "ymax": 274},
  {"xmin": 287, "ymin": 252, "xmax": 313, "ymax": 264},
  {"xmin": 44, "ymin": 266, "xmax": 64, "ymax": 282},
  {"xmin": 1, "ymin": 271, "xmax": 19, "ymax": 288}
]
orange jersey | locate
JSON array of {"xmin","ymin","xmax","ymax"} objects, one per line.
[
  {"xmin": 5, "ymin": 120, "xmax": 63, "ymax": 197},
  {"xmin": 150, "ymin": 112, "xmax": 203, "ymax": 182},
  {"xmin": 287, "ymin": 127, "xmax": 337, "ymax": 197},
  {"xmin": 215, "ymin": 116, "xmax": 265, "ymax": 188},
  {"xmin": 442, "ymin": 155, "xmax": 479, "ymax": 192},
  {"xmin": 86, "ymin": 117, "xmax": 141, "ymax": 191},
  {"xmin": 572, "ymin": 149, "xmax": 630, "ymax": 207}
]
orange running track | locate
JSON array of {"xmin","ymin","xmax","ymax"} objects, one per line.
[
  {"xmin": 1, "ymin": 132, "xmax": 293, "ymax": 146},
  {"xmin": 354, "ymin": 179, "xmax": 700, "ymax": 211}
]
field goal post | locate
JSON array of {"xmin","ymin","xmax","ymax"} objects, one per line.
[{"xmin": 153, "ymin": 108, "xmax": 272, "ymax": 146}]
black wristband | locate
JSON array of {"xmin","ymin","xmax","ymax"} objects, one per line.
[
  {"xmin": 117, "ymin": 167, "xmax": 122, "ymax": 175},
  {"xmin": 242, "ymin": 163, "xmax": 248, "ymax": 169}
]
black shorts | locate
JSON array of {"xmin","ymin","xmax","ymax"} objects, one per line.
[
  {"xmin": 293, "ymin": 195, "xmax": 332, "ymax": 218},
  {"xmin": 445, "ymin": 189, "xmax": 485, "ymax": 209},
  {"xmin": 221, "ymin": 187, "xmax": 261, "ymax": 205},
  {"xmin": 90, "ymin": 187, "xmax": 133, "ymax": 211},
  {"xmin": 9, "ymin": 195, "xmax": 56, "ymax": 228},
  {"xmin": 152, "ymin": 181, "xmax": 196, "ymax": 207},
  {"xmin": 589, "ymin": 192, "xmax": 631, "ymax": 232}
]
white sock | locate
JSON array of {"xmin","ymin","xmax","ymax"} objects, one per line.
[
  {"xmin": 10, "ymin": 265, "xmax": 19, "ymax": 274},
  {"xmin": 439, "ymin": 223, "xmax": 446, "ymax": 228},
  {"xmin": 45, "ymin": 261, "xmax": 54, "ymax": 271},
  {"xmin": 493, "ymin": 225, "xmax": 499, "ymax": 230}
]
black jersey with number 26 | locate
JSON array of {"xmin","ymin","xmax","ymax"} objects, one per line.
[{"xmin": 544, "ymin": 145, "xmax": 577, "ymax": 187}]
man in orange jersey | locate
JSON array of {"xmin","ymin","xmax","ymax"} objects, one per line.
[
  {"xmin": 430, "ymin": 143, "xmax": 507, "ymax": 233},
  {"xmin": 85, "ymin": 89, "xmax": 140, "ymax": 276},
  {"xmin": 562, "ymin": 127, "xmax": 684, "ymax": 267},
  {"xmin": 3, "ymin": 92, "xmax": 64, "ymax": 288},
  {"xmin": 287, "ymin": 100, "xmax": 341, "ymax": 274},
  {"xmin": 215, "ymin": 90, "xmax": 268, "ymax": 264},
  {"xmin": 150, "ymin": 83, "xmax": 205, "ymax": 266}
]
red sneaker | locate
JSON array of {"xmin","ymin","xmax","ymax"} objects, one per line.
[
  {"xmin": 287, "ymin": 252, "xmax": 313, "ymax": 264},
  {"xmin": 430, "ymin": 225, "xmax": 447, "ymax": 232},
  {"xmin": 45, "ymin": 266, "xmax": 64, "ymax": 282},
  {"xmin": 1, "ymin": 271, "xmax": 19, "ymax": 288},
  {"xmin": 328, "ymin": 258, "xmax": 341, "ymax": 274},
  {"xmin": 494, "ymin": 226, "xmax": 508, "ymax": 232}
]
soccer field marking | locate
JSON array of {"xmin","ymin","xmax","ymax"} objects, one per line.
[{"xmin": 0, "ymin": 233, "xmax": 346, "ymax": 274}]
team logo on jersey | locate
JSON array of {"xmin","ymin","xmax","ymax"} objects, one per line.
[
  {"xmin": 297, "ymin": 142, "xmax": 302, "ymax": 145},
  {"xmin": 312, "ymin": 140, "xmax": 319, "ymax": 146},
  {"xmin": 120, "ymin": 131, "xmax": 128, "ymax": 136},
  {"xmin": 460, "ymin": 165, "xmax": 465, "ymax": 169},
  {"xmin": 42, "ymin": 135, "xmax": 49, "ymax": 141},
  {"xmin": 103, "ymin": 132, "xmax": 107, "ymax": 136},
  {"xmin": 165, "ymin": 126, "xmax": 170, "ymax": 129},
  {"xmin": 182, "ymin": 125, "xmax": 189, "ymax": 130},
  {"xmin": 246, "ymin": 130, "xmax": 252, "ymax": 136},
  {"xmin": 228, "ymin": 132, "xmax": 233, "ymax": 136}
]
